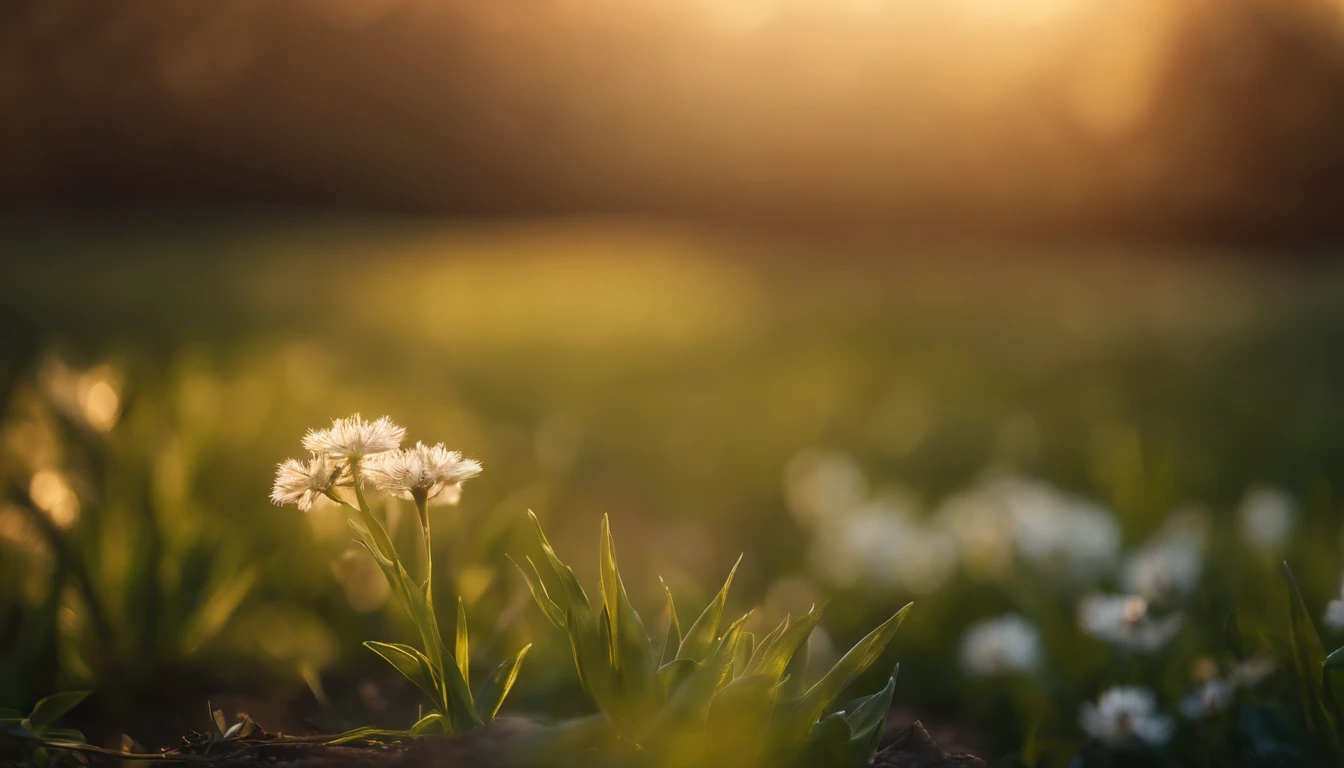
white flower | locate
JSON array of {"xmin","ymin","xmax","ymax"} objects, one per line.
[
  {"xmin": 271, "ymin": 453, "xmax": 349, "ymax": 511},
  {"xmin": 1229, "ymin": 656, "xmax": 1275, "ymax": 687},
  {"xmin": 1239, "ymin": 486, "xmax": 1295, "ymax": 552},
  {"xmin": 959, "ymin": 614, "xmax": 1041, "ymax": 676},
  {"xmin": 361, "ymin": 441, "xmax": 482, "ymax": 505},
  {"xmin": 809, "ymin": 491, "xmax": 957, "ymax": 594},
  {"xmin": 1080, "ymin": 687, "xmax": 1174, "ymax": 746},
  {"xmin": 302, "ymin": 414, "xmax": 405, "ymax": 460},
  {"xmin": 1179, "ymin": 679, "xmax": 1234, "ymax": 720},
  {"xmin": 1325, "ymin": 576, "xmax": 1344, "ymax": 631},
  {"xmin": 1122, "ymin": 508, "xmax": 1208, "ymax": 600},
  {"xmin": 1079, "ymin": 593, "xmax": 1183, "ymax": 653},
  {"xmin": 986, "ymin": 476, "xmax": 1120, "ymax": 583},
  {"xmin": 935, "ymin": 490, "xmax": 1015, "ymax": 579}
]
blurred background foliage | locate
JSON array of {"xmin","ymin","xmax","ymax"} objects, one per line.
[{"xmin": 3, "ymin": 218, "xmax": 1344, "ymax": 759}]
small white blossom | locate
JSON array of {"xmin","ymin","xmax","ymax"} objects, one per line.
[
  {"xmin": 302, "ymin": 414, "xmax": 405, "ymax": 460},
  {"xmin": 361, "ymin": 441, "xmax": 482, "ymax": 505},
  {"xmin": 1229, "ymin": 656, "xmax": 1275, "ymax": 688},
  {"xmin": 1239, "ymin": 486, "xmax": 1295, "ymax": 553},
  {"xmin": 1080, "ymin": 687, "xmax": 1174, "ymax": 746},
  {"xmin": 1079, "ymin": 593, "xmax": 1183, "ymax": 653},
  {"xmin": 271, "ymin": 453, "xmax": 349, "ymax": 511},
  {"xmin": 1122, "ymin": 508, "xmax": 1208, "ymax": 600},
  {"xmin": 959, "ymin": 614, "xmax": 1041, "ymax": 676},
  {"xmin": 1179, "ymin": 679, "xmax": 1234, "ymax": 720},
  {"xmin": 1324, "ymin": 576, "xmax": 1344, "ymax": 631}
]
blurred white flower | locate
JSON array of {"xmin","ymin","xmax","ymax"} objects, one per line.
[
  {"xmin": 1079, "ymin": 593, "xmax": 1183, "ymax": 652},
  {"xmin": 302, "ymin": 414, "xmax": 405, "ymax": 459},
  {"xmin": 783, "ymin": 450, "xmax": 867, "ymax": 526},
  {"xmin": 959, "ymin": 614, "xmax": 1041, "ymax": 676},
  {"xmin": 362, "ymin": 441, "xmax": 482, "ymax": 505},
  {"xmin": 809, "ymin": 491, "xmax": 957, "ymax": 594},
  {"xmin": 1239, "ymin": 486, "xmax": 1295, "ymax": 553},
  {"xmin": 1324, "ymin": 577, "xmax": 1344, "ymax": 631},
  {"xmin": 1122, "ymin": 508, "xmax": 1208, "ymax": 600},
  {"xmin": 1179, "ymin": 679, "xmax": 1234, "ymax": 720},
  {"xmin": 986, "ymin": 475, "xmax": 1120, "ymax": 583},
  {"xmin": 935, "ymin": 490, "xmax": 1015, "ymax": 579},
  {"xmin": 271, "ymin": 453, "xmax": 349, "ymax": 511},
  {"xmin": 1079, "ymin": 686, "xmax": 1173, "ymax": 746},
  {"xmin": 1229, "ymin": 656, "xmax": 1275, "ymax": 687}
]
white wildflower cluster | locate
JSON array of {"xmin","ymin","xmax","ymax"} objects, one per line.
[
  {"xmin": 1078, "ymin": 593, "xmax": 1183, "ymax": 653},
  {"xmin": 1079, "ymin": 687, "xmax": 1174, "ymax": 746},
  {"xmin": 786, "ymin": 454, "xmax": 1123, "ymax": 593},
  {"xmin": 272, "ymin": 414, "xmax": 481, "ymax": 516},
  {"xmin": 959, "ymin": 614, "xmax": 1041, "ymax": 676}
]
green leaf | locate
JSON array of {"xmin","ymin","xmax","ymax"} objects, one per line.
[
  {"xmin": 456, "ymin": 598, "xmax": 471, "ymax": 687},
  {"xmin": 657, "ymin": 578, "xmax": 681, "ymax": 667},
  {"xmin": 1281, "ymin": 563, "xmax": 1339, "ymax": 747},
  {"xmin": 26, "ymin": 691, "xmax": 90, "ymax": 731},
  {"xmin": 1326, "ymin": 645, "xmax": 1344, "ymax": 670},
  {"xmin": 734, "ymin": 632, "xmax": 755, "ymax": 677},
  {"xmin": 527, "ymin": 510, "xmax": 590, "ymax": 614},
  {"xmin": 410, "ymin": 712, "xmax": 450, "ymax": 735},
  {"xmin": 779, "ymin": 633, "xmax": 810, "ymax": 702},
  {"xmin": 510, "ymin": 555, "xmax": 565, "ymax": 629},
  {"xmin": 750, "ymin": 605, "xmax": 825, "ymax": 682},
  {"xmin": 441, "ymin": 649, "xmax": 483, "ymax": 734},
  {"xmin": 598, "ymin": 515, "xmax": 656, "ymax": 709},
  {"xmin": 475, "ymin": 644, "xmax": 532, "ymax": 722},
  {"xmin": 656, "ymin": 659, "xmax": 702, "ymax": 703},
  {"xmin": 779, "ymin": 603, "xmax": 911, "ymax": 741},
  {"xmin": 708, "ymin": 673, "xmax": 778, "ymax": 751},
  {"xmin": 677, "ymin": 554, "xmax": 742, "ymax": 662},
  {"xmin": 365, "ymin": 642, "xmax": 443, "ymax": 708},
  {"xmin": 841, "ymin": 664, "xmax": 898, "ymax": 758},
  {"xmin": 567, "ymin": 608, "xmax": 615, "ymax": 716}
]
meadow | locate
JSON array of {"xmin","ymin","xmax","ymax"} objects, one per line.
[{"xmin": 3, "ymin": 216, "xmax": 1344, "ymax": 766}]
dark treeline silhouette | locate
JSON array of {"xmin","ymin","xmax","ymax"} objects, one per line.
[{"xmin": 4, "ymin": 0, "xmax": 1344, "ymax": 244}]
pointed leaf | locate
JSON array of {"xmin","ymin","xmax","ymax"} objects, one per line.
[
  {"xmin": 411, "ymin": 712, "xmax": 450, "ymax": 735},
  {"xmin": 781, "ymin": 603, "xmax": 911, "ymax": 739},
  {"xmin": 734, "ymin": 632, "xmax": 755, "ymax": 677},
  {"xmin": 365, "ymin": 641, "xmax": 443, "ymax": 707},
  {"xmin": 510, "ymin": 555, "xmax": 566, "ymax": 629},
  {"xmin": 677, "ymin": 555, "xmax": 742, "ymax": 661},
  {"xmin": 26, "ymin": 692, "xmax": 89, "ymax": 731},
  {"xmin": 1281, "ymin": 563, "xmax": 1338, "ymax": 744},
  {"xmin": 754, "ymin": 605, "xmax": 826, "ymax": 683},
  {"xmin": 527, "ymin": 510, "xmax": 590, "ymax": 614},
  {"xmin": 598, "ymin": 516, "xmax": 656, "ymax": 706},
  {"xmin": 476, "ymin": 644, "xmax": 532, "ymax": 722},
  {"xmin": 656, "ymin": 659, "xmax": 703, "ymax": 703},
  {"xmin": 441, "ymin": 648, "xmax": 483, "ymax": 733},
  {"xmin": 456, "ymin": 598, "xmax": 471, "ymax": 686},
  {"xmin": 841, "ymin": 664, "xmax": 899, "ymax": 759},
  {"xmin": 658, "ymin": 578, "xmax": 682, "ymax": 667}
]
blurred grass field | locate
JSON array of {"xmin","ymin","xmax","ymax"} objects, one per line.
[{"xmin": 3, "ymin": 215, "xmax": 1344, "ymax": 758}]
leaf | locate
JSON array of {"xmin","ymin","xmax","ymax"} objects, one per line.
[
  {"xmin": 598, "ymin": 515, "xmax": 656, "ymax": 708},
  {"xmin": 657, "ymin": 578, "xmax": 681, "ymax": 667},
  {"xmin": 779, "ymin": 603, "xmax": 912, "ymax": 741},
  {"xmin": 364, "ymin": 641, "xmax": 443, "ymax": 708},
  {"xmin": 411, "ymin": 712, "xmax": 450, "ymax": 735},
  {"xmin": 1281, "ymin": 563, "xmax": 1339, "ymax": 748},
  {"xmin": 779, "ymin": 634, "xmax": 810, "ymax": 702},
  {"xmin": 441, "ymin": 649, "xmax": 483, "ymax": 734},
  {"xmin": 656, "ymin": 659, "xmax": 702, "ymax": 703},
  {"xmin": 734, "ymin": 632, "xmax": 755, "ymax": 677},
  {"xmin": 475, "ymin": 644, "xmax": 532, "ymax": 722},
  {"xmin": 708, "ymin": 673, "xmax": 778, "ymax": 750},
  {"xmin": 750, "ymin": 604, "xmax": 826, "ymax": 682},
  {"xmin": 527, "ymin": 510, "xmax": 590, "ymax": 614},
  {"xmin": 677, "ymin": 554, "xmax": 742, "ymax": 662},
  {"xmin": 510, "ymin": 555, "xmax": 565, "ymax": 629},
  {"xmin": 840, "ymin": 664, "xmax": 898, "ymax": 759},
  {"xmin": 26, "ymin": 691, "xmax": 89, "ymax": 731},
  {"xmin": 456, "ymin": 598, "xmax": 471, "ymax": 687}
]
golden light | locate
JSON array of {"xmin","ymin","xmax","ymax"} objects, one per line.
[{"xmin": 28, "ymin": 469, "xmax": 80, "ymax": 529}]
